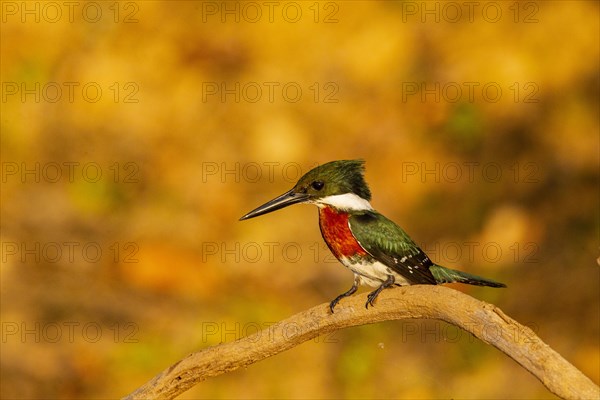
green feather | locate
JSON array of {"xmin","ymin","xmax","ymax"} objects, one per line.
[
  {"xmin": 348, "ymin": 210, "xmax": 506, "ymax": 288},
  {"xmin": 430, "ymin": 264, "xmax": 506, "ymax": 287},
  {"xmin": 349, "ymin": 211, "xmax": 438, "ymax": 284}
]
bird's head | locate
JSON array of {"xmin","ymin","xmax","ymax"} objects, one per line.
[{"xmin": 239, "ymin": 159, "xmax": 372, "ymax": 221}]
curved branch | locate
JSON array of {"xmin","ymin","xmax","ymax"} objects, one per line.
[{"xmin": 123, "ymin": 286, "xmax": 599, "ymax": 400}]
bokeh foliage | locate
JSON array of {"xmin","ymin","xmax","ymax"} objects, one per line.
[{"xmin": 1, "ymin": 1, "xmax": 598, "ymax": 398}]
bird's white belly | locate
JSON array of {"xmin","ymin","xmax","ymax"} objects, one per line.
[{"xmin": 340, "ymin": 257, "xmax": 410, "ymax": 287}]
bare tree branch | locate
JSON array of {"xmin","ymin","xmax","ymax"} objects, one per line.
[{"xmin": 124, "ymin": 286, "xmax": 599, "ymax": 400}]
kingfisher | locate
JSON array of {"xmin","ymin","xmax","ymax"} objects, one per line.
[{"xmin": 240, "ymin": 160, "xmax": 505, "ymax": 313}]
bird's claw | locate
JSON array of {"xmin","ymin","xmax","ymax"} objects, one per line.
[
  {"xmin": 329, "ymin": 299, "xmax": 340, "ymax": 314},
  {"xmin": 365, "ymin": 293, "xmax": 378, "ymax": 309}
]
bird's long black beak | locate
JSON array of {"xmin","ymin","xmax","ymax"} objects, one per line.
[{"xmin": 239, "ymin": 189, "xmax": 310, "ymax": 221}]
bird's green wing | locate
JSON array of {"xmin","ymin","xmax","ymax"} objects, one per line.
[{"xmin": 349, "ymin": 211, "xmax": 437, "ymax": 285}]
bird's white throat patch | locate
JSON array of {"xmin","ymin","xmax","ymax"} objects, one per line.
[{"xmin": 313, "ymin": 193, "xmax": 373, "ymax": 211}]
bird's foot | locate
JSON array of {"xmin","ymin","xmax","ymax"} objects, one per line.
[
  {"xmin": 329, "ymin": 276, "xmax": 360, "ymax": 313},
  {"xmin": 364, "ymin": 275, "xmax": 395, "ymax": 309},
  {"xmin": 329, "ymin": 296, "xmax": 344, "ymax": 314}
]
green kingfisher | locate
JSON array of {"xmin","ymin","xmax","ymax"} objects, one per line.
[{"xmin": 240, "ymin": 160, "xmax": 506, "ymax": 313}]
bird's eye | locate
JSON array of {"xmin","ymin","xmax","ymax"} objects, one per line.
[{"xmin": 311, "ymin": 181, "xmax": 324, "ymax": 190}]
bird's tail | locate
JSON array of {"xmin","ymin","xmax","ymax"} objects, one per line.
[{"xmin": 430, "ymin": 264, "xmax": 506, "ymax": 288}]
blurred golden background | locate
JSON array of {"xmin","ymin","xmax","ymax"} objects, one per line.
[{"xmin": 1, "ymin": 1, "xmax": 598, "ymax": 398}]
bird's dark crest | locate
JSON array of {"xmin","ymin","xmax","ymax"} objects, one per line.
[{"xmin": 308, "ymin": 159, "xmax": 371, "ymax": 200}]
